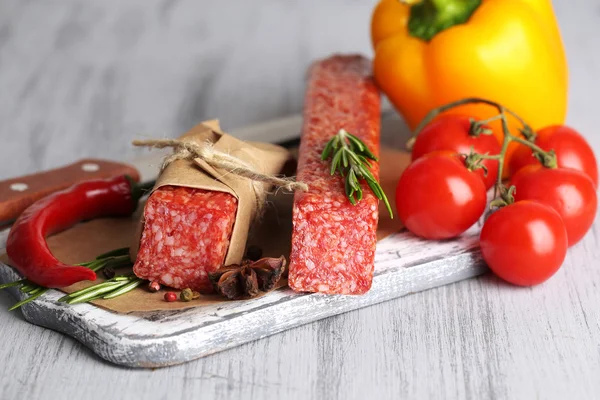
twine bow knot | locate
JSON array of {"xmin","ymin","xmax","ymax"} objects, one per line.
[{"xmin": 132, "ymin": 138, "xmax": 308, "ymax": 192}]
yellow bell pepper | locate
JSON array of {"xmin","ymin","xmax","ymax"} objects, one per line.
[{"xmin": 371, "ymin": 0, "xmax": 568, "ymax": 171}]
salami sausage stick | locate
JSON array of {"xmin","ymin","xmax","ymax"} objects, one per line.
[{"xmin": 288, "ymin": 55, "xmax": 381, "ymax": 295}]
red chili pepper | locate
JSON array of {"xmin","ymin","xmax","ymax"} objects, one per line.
[{"xmin": 6, "ymin": 175, "xmax": 153, "ymax": 288}]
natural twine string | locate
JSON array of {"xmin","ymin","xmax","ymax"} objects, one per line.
[{"xmin": 132, "ymin": 138, "xmax": 308, "ymax": 192}]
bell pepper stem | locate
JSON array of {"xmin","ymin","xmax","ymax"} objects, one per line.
[{"xmin": 407, "ymin": 0, "xmax": 481, "ymax": 41}]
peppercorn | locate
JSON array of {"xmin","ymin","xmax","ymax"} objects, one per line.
[
  {"xmin": 164, "ymin": 292, "xmax": 178, "ymax": 302},
  {"xmin": 148, "ymin": 281, "xmax": 161, "ymax": 292},
  {"xmin": 180, "ymin": 288, "xmax": 194, "ymax": 302}
]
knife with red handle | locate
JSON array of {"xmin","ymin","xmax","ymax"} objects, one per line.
[{"xmin": 0, "ymin": 159, "xmax": 140, "ymax": 225}]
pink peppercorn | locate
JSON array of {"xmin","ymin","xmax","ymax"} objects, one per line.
[
  {"xmin": 164, "ymin": 292, "xmax": 178, "ymax": 302},
  {"xmin": 148, "ymin": 281, "xmax": 161, "ymax": 292}
]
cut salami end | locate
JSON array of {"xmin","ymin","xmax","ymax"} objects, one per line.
[
  {"xmin": 288, "ymin": 54, "xmax": 381, "ymax": 295},
  {"xmin": 133, "ymin": 186, "xmax": 237, "ymax": 292},
  {"xmin": 289, "ymin": 192, "xmax": 378, "ymax": 294}
]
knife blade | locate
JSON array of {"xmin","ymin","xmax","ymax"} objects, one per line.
[{"xmin": 0, "ymin": 159, "xmax": 140, "ymax": 226}]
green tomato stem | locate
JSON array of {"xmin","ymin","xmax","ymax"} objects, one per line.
[
  {"xmin": 473, "ymin": 114, "xmax": 503, "ymax": 126},
  {"xmin": 472, "ymin": 153, "xmax": 502, "ymax": 161},
  {"xmin": 409, "ymin": 97, "xmax": 535, "ymax": 144},
  {"xmin": 494, "ymin": 110, "xmax": 512, "ymax": 200},
  {"xmin": 410, "ymin": 98, "xmax": 558, "ymax": 207}
]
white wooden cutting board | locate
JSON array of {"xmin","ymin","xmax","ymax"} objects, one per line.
[{"xmin": 0, "ymin": 111, "xmax": 489, "ymax": 368}]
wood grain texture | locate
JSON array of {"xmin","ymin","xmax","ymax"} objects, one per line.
[{"xmin": 1, "ymin": 0, "xmax": 600, "ymax": 398}]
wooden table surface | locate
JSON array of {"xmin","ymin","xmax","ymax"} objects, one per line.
[{"xmin": 1, "ymin": 1, "xmax": 599, "ymax": 398}]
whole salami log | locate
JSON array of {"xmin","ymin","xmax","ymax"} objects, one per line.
[
  {"xmin": 288, "ymin": 55, "xmax": 381, "ymax": 295},
  {"xmin": 133, "ymin": 186, "xmax": 237, "ymax": 292}
]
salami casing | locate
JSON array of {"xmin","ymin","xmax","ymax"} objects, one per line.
[{"xmin": 288, "ymin": 55, "xmax": 381, "ymax": 295}]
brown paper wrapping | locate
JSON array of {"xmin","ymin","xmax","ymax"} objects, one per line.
[
  {"xmin": 0, "ymin": 148, "xmax": 410, "ymax": 313},
  {"xmin": 130, "ymin": 120, "xmax": 292, "ymax": 267}
]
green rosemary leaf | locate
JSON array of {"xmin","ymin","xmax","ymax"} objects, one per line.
[
  {"xmin": 19, "ymin": 284, "xmax": 37, "ymax": 293},
  {"xmin": 330, "ymin": 150, "xmax": 343, "ymax": 175},
  {"xmin": 366, "ymin": 178, "xmax": 383, "ymax": 199},
  {"xmin": 366, "ymin": 178, "xmax": 394, "ymax": 217},
  {"xmin": 9, "ymin": 289, "xmax": 48, "ymax": 311},
  {"xmin": 321, "ymin": 129, "xmax": 393, "ymax": 218},
  {"xmin": 346, "ymin": 149, "xmax": 363, "ymax": 165},
  {"xmin": 341, "ymin": 148, "xmax": 349, "ymax": 168},
  {"xmin": 357, "ymin": 155, "xmax": 373, "ymax": 168},
  {"xmin": 76, "ymin": 259, "xmax": 100, "ymax": 268},
  {"xmin": 345, "ymin": 131, "xmax": 365, "ymax": 152},
  {"xmin": 345, "ymin": 176, "xmax": 353, "ymax": 198},
  {"xmin": 348, "ymin": 169, "xmax": 360, "ymax": 191},
  {"xmin": 67, "ymin": 281, "xmax": 130, "ymax": 304},
  {"xmin": 355, "ymin": 165, "xmax": 369, "ymax": 181},
  {"xmin": 27, "ymin": 287, "xmax": 45, "ymax": 296},
  {"xmin": 359, "ymin": 164, "xmax": 377, "ymax": 183},
  {"xmin": 59, "ymin": 280, "xmax": 123, "ymax": 302},
  {"xmin": 102, "ymin": 279, "xmax": 144, "ymax": 299},
  {"xmin": 381, "ymin": 194, "xmax": 394, "ymax": 218},
  {"xmin": 0, "ymin": 279, "xmax": 27, "ymax": 290},
  {"xmin": 113, "ymin": 275, "xmax": 134, "ymax": 281},
  {"xmin": 347, "ymin": 133, "xmax": 378, "ymax": 161},
  {"xmin": 57, "ymin": 294, "xmax": 71, "ymax": 302},
  {"xmin": 321, "ymin": 138, "xmax": 335, "ymax": 161},
  {"xmin": 348, "ymin": 192, "xmax": 357, "ymax": 205}
]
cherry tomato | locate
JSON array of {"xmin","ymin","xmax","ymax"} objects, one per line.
[
  {"xmin": 480, "ymin": 201, "xmax": 568, "ymax": 286},
  {"xmin": 509, "ymin": 125, "xmax": 598, "ymax": 187},
  {"xmin": 396, "ymin": 151, "xmax": 487, "ymax": 239},
  {"xmin": 412, "ymin": 114, "xmax": 500, "ymax": 189},
  {"xmin": 510, "ymin": 165, "xmax": 597, "ymax": 246}
]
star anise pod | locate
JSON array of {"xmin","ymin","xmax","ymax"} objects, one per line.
[{"xmin": 208, "ymin": 256, "xmax": 286, "ymax": 300}]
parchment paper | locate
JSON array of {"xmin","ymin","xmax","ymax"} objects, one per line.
[{"xmin": 1, "ymin": 148, "xmax": 410, "ymax": 313}]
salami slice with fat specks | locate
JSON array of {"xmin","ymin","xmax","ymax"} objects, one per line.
[
  {"xmin": 133, "ymin": 186, "xmax": 237, "ymax": 292},
  {"xmin": 288, "ymin": 55, "xmax": 381, "ymax": 295}
]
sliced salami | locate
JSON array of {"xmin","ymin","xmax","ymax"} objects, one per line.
[
  {"xmin": 288, "ymin": 55, "xmax": 381, "ymax": 295},
  {"xmin": 133, "ymin": 186, "xmax": 237, "ymax": 292}
]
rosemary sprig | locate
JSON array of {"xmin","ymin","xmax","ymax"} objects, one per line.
[
  {"xmin": 321, "ymin": 129, "xmax": 393, "ymax": 218},
  {"xmin": 59, "ymin": 274, "xmax": 143, "ymax": 305},
  {"xmin": 0, "ymin": 249, "xmax": 140, "ymax": 310}
]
